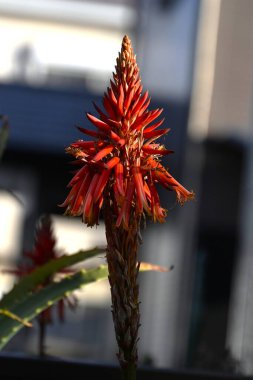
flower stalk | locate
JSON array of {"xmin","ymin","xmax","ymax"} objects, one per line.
[
  {"xmin": 61, "ymin": 35, "xmax": 194, "ymax": 377},
  {"xmin": 104, "ymin": 198, "xmax": 141, "ymax": 373}
]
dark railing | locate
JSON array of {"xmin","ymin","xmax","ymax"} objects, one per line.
[{"xmin": 0, "ymin": 353, "xmax": 252, "ymax": 380}]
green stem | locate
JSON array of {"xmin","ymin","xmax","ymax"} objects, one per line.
[{"xmin": 122, "ymin": 362, "xmax": 136, "ymax": 380}]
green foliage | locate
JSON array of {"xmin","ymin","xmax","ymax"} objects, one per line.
[
  {"xmin": 0, "ymin": 247, "xmax": 106, "ymax": 349},
  {"xmin": 0, "ymin": 244, "xmax": 167, "ymax": 350},
  {"xmin": 0, "ymin": 265, "xmax": 108, "ymax": 349},
  {"xmin": 0, "ymin": 247, "xmax": 105, "ymax": 310}
]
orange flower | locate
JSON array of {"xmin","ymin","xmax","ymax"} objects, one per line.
[{"xmin": 60, "ymin": 35, "xmax": 194, "ymax": 228}]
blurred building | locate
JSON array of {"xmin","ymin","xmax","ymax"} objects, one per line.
[{"xmin": 187, "ymin": 0, "xmax": 253, "ymax": 374}]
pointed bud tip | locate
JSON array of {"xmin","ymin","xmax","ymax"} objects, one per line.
[
  {"xmin": 123, "ymin": 35, "xmax": 131, "ymax": 43},
  {"xmin": 122, "ymin": 35, "xmax": 132, "ymax": 52}
]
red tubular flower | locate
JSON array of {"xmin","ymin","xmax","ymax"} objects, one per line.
[
  {"xmin": 61, "ymin": 35, "xmax": 194, "ymax": 374},
  {"xmin": 6, "ymin": 215, "xmax": 77, "ymax": 355},
  {"xmin": 60, "ymin": 35, "xmax": 194, "ymax": 229}
]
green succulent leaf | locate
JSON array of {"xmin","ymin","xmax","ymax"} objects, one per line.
[
  {"xmin": 0, "ymin": 266, "xmax": 108, "ymax": 349},
  {"xmin": 0, "ymin": 247, "xmax": 105, "ymax": 310},
  {"xmin": 0, "ymin": 256, "xmax": 168, "ymax": 350}
]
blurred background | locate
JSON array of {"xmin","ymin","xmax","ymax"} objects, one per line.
[{"xmin": 1, "ymin": 0, "xmax": 253, "ymax": 376}]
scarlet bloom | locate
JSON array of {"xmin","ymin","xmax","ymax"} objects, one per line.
[
  {"xmin": 7, "ymin": 215, "xmax": 76, "ymax": 323},
  {"xmin": 61, "ymin": 35, "xmax": 194, "ymax": 228}
]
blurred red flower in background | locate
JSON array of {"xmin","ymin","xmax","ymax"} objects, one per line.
[{"xmin": 6, "ymin": 214, "xmax": 77, "ymax": 355}]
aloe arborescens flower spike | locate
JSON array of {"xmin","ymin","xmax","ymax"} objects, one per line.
[{"xmin": 61, "ymin": 35, "xmax": 194, "ymax": 378}]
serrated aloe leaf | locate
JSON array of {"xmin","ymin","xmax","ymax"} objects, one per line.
[
  {"xmin": 0, "ymin": 247, "xmax": 105, "ymax": 310},
  {"xmin": 0, "ymin": 260, "xmax": 167, "ymax": 350},
  {"xmin": 0, "ymin": 266, "xmax": 108, "ymax": 349},
  {"xmin": 0, "ymin": 115, "xmax": 9, "ymax": 162}
]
